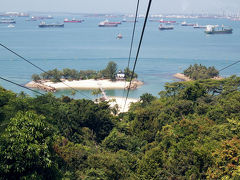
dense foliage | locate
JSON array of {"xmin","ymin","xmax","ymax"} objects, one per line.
[
  {"xmin": 183, "ymin": 64, "xmax": 219, "ymax": 80},
  {"xmin": 32, "ymin": 61, "xmax": 137, "ymax": 82},
  {"xmin": 1, "ymin": 75, "xmax": 240, "ymax": 179}
]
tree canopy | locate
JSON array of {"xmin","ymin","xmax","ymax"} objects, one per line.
[
  {"xmin": 32, "ymin": 61, "xmax": 138, "ymax": 82},
  {"xmin": 0, "ymin": 75, "xmax": 240, "ymax": 179},
  {"xmin": 183, "ymin": 64, "xmax": 219, "ymax": 80}
]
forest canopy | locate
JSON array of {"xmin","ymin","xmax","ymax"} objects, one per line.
[{"xmin": 1, "ymin": 75, "xmax": 240, "ymax": 179}]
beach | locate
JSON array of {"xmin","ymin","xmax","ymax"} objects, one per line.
[
  {"xmin": 25, "ymin": 79, "xmax": 143, "ymax": 91},
  {"xmin": 173, "ymin": 73, "xmax": 223, "ymax": 81},
  {"xmin": 173, "ymin": 73, "xmax": 191, "ymax": 81},
  {"xmin": 107, "ymin": 96, "xmax": 139, "ymax": 113}
]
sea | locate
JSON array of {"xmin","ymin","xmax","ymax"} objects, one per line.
[{"xmin": 0, "ymin": 14, "xmax": 240, "ymax": 99}]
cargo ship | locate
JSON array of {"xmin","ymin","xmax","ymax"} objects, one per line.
[
  {"xmin": 181, "ymin": 21, "xmax": 194, "ymax": 26},
  {"xmin": 0, "ymin": 19, "xmax": 16, "ymax": 24},
  {"xmin": 158, "ymin": 24, "xmax": 174, "ymax": 30},
  {"xmin": 38, "ymin": 21, "xmax": 64, "ymax": 28},
  {"xmin": 204, "ymin": 25, "xmax": 232, "ymax": 34},
  {"xmin": 64, "ymin": 18, "xmax": 83, "ymax": 23},
  {"xmin": 98, "ymin": 20, "xmax": 118, "ymax": 27}
]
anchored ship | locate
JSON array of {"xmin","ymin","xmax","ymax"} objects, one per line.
[
  {"xmin": 98, "ymin": 20, "xmax": 118, "ymax": 27},
  {"xmin": 117, "ymin": 33, "xmax": 123, "ymax": 39},
  {"xmin": 64, "ymin": 18, "xmax": 83, "ymax": 23},
  {"xmin": 38, "ymin": 21, "xmax": 64, "ymax": 28},
  {"xmin": 204, "ymin": 25, "xmax": 232, "ymax": 34},
  {"xmin": 0, "ymin": 19, "xmax": 16, "ymax": 24},
  {"xmin": 158, "ymin": 24, "xmax": 174, "ymax": 30},
  {"xmin": 181, "ymin": 21, "xmax": 194, "ymax": 26}
]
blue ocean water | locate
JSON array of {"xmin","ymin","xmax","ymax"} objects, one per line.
[{"xmin": 0, "ymin": 15, "xmax": 240, "ymax": 99}]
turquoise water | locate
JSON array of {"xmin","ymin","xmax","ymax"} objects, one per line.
[{"xmin": 0, "ymin": 15, "xmax": 240, "ymax": 99}]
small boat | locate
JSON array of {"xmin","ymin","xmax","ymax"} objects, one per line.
[
  {"xmin": 158, "ymin": 24, "xmax": 174, "ymax": 30},
  {"xmin": 64, "ymin": 18, "xmax": 83, "ymax": 23},
  {"xmin": 38, "ymin": 21, "xmax": 64, "ymax": 28},
  {"xmin": 117, "ymin": 33, "xmax": 123, "ymax": 39},
  {"xmin": 181, "ymin": 21, "xmax": 194, "ymax": 26},
  {"xmin": 7, "ymin": 24, "xmax": 15, "ymax": 28},
  {"xmin": 98, "ymin": 20, "xmax": 118, "ymax": 27},
  {"xmin": 204, "ymin": 25, "xmax": 232, "ymax": 34},
  {"xmin": 193, "ymin": 24, "xmax": 207, "ymax": 29}
]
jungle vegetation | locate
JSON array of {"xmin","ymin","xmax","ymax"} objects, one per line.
[
  {"xmin": 183, "ymin": 64, "xmax": 219, "ymax": 80},
  {"xmin": 1, "ymin": 75, "xmax": 240, "ymax": 179},
  {"xmin": 32, "ymin": 61, "xmax": 137, "ymax": 82}
]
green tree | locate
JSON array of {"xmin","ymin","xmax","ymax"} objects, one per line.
[
  {"xmin": 137, "ymin": 146, "xmax": 164, "ymax": 179},
  {"xmin": 140, "ymin": 93, "xmax": 156, "ymax": 107},
  {"xmin": 183, "ymin": 64, "xmax": 219, "ymax": 80},
  {"xmin": 102, "ymin": 61, "xmax": 117, "ymax": 81},
  {"xmin": 0, "ymin": 111, "xmax": 60, "ymax": 179},
  {"xmin": 124, "ymin": 67, "xmax": 138, "ymax": 81},
  {"xmin": 207, "ymin": 138, "xmax": 240, "ymax": 179},
  {"xmin": 31, "ymin": 74, "xmax": 41, "ymax": 82},
  {"xmin": 92, "ymin": 88, "xmax": 102, "ymax": 100}
]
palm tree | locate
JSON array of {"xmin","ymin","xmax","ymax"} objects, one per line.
[{"xmin": 92, "ymin": 88, "xmax": 102, "ymax": 101}]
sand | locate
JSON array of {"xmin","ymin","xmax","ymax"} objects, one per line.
[
  {"xmin": 26, "ymin": 79, "xmax": 144, "ymax": 90},
  {"xmin": 173, "ymin": 73, "xmax": 191, "ymax": 81},
  {"xmin": 107, "ymin": 96, "xmax": 139, "ymax": 113},
  {"xmin": 173, "ymin": 73, "xmax": 223, "ymax": 82},
  {"xmin": 45, "ymin": 79, "xmax": 129, "ymax": 89}
]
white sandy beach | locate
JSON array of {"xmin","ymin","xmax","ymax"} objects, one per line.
[
  {"xmin": 107, "ymin": 96, "xmax": 139, "ymax": 113},
  {"xmin": 26, "ymin": 79, "xmax": 139, "ymax": 90},
  {"xmin": 44, "ymin": 79, "xmax": 130, "ymax": 89}
]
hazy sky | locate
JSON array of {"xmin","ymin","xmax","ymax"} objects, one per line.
[{"xmin": 1, "ymin": 0, "xmax": 240, "ymax": 14}]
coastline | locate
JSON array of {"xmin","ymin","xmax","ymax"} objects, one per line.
[
  {"xmin": 173, "ymin": 73, "xmax": 191, "ymax": 81},
  {"xmin": 173, "ymin": 73, "xmax": 223, "ymax": 81},
  {"xmin": 25, "ymin": 79, "xmax": 143, "ymax": 91}
]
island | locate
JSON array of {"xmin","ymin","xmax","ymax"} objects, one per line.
[
  {"xmin": 26, "ymin": 61, "xmax": 143, "ymax": 92},
  {"xmin": 174, "ymin": 64, "xmax": 222, "ymax": 81}
]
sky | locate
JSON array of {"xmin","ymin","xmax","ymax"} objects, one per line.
[{"xmin": 1, "ymin": 0, "xmax": 240, "ymax": 14}]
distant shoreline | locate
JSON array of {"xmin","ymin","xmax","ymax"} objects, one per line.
[
  {"xmin": 173, "ymin": 73, "xmax": 223, "ymax": 81},
  {"xmin": 25, "ymin": 79, "xmax": 143, "ymax": 92}
]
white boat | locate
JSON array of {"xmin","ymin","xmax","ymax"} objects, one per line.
[
  {"xmin": 117, "ymin": 33, "xmax": 123, "ymax": 39},
  {"xmin": 7, "ymin": 24, "xmax": 15, "ymax": 28},
  {"xmin": 98, "ymin": 20, "xmax": 118, "ymax": 27}
]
